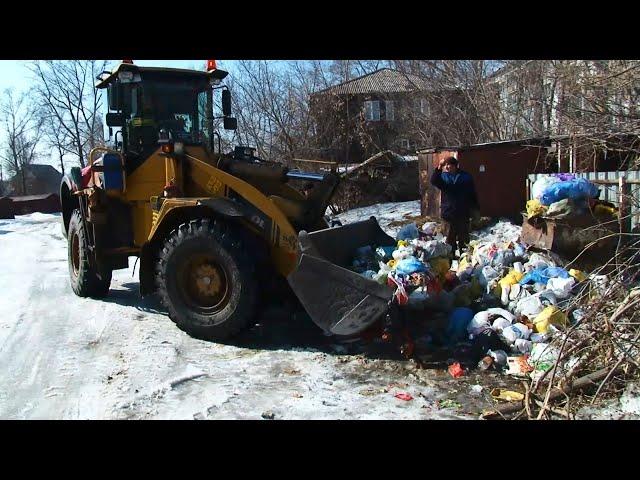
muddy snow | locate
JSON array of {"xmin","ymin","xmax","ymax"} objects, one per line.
[{"xmin": 0, "ymin": 204, "xmax": 509, "ymax": 420}]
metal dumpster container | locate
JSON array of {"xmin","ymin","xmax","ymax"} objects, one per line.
[{"xmin": 521, "ymin": 212, "xmax": 619, "ymax": 261}]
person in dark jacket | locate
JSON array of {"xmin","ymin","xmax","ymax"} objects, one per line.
[{"xmin": 430, "ymin": 156, "xmax": 479, "ymax": 255}]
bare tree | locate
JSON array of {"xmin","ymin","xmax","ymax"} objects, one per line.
[
  {"xmin": 29, "ymin": 60, "xmax": 108, "ymax": 168},
  {"xmin": 387, "ymin": 60, "xmax": 508, "ymax": 145},
  {"xmin": 0, "ymin": 89, "xmax": 43, "ymax": 195},
  {"xmin": 484, "ymin": 60, "xmax": 640, "ymax": 169},
  {"xmin": 226, "ymin": 61, "xmax": 392, "ymax": 164},
  {"xmin": 0, "ymin": 164, "xmax": 5, "ymax": 196},
  {"xmin": 231, "ymin": 61, "xmax": 315, "ymax": 162}
]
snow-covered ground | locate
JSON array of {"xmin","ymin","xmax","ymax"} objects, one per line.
[
  {"xmin": 332, "ymin": 200, "xmax": 420, "ymax": 237},
  {"xmin": 576, "ymin": 382, "xmax": 640, "ymax": 420},
  {"xmin": 0, "ymin": 205, "xmax": 495, "ymax": 420}
]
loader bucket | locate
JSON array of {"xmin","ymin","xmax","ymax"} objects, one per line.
[{"xmin": 287, "ymin": 217, "xmax": 396, "ymax": 336}]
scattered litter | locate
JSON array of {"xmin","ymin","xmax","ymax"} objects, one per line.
[
  {"xmin": 335, "ymin": 192, "xmax": 626, "ymax": 418},
  {"xmin": 359, "ymin": 388, "xmax": 381, "ymax": 397},
  {"xmin": 394, "ymin": 392, "xmax": 414, "ymax": 401},
  {"xmin": 439, "ymin": 399, "xmax": 462, "ymax": 409},
  {"xmin": 470, "ymin": 384, "xmax": 484, "ymax": 395},
  {"xmin": 505, "ymin": 356, "xmax": 534, "ymax": 376},
  {"xmin": 490, "ymin": 388, "xmax": 525, "ymax": 402},
  {"xmin": 448, "ymin": 362, "xmax": 464, "ymax": 378}
]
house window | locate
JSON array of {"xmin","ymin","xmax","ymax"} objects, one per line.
[
  {"xmin": 364, "ymin": 100, "xmax": 380, "ymax": 121},
  {"xmin": 398, "ymin": 139, "xmax": 410, "ymax": 150},
  {"xmin": 385, "ymin": 101, "xmax": 395, "ymax": 121},
  {"xmin": 420, "ymin": 98, "xmax": 430, "ymax": 116}
]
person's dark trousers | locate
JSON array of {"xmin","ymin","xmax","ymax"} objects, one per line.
[{"xmin": 443, "ymin": 218, "xmax": 470, "ymax": 254}]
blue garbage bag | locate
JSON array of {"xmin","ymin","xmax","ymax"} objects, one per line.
[
  {"xmin": 360, "ymin": 270, "xmax": 377, "ymax": 279},
  {"xmin": 544, "ymin": 266, "xmax": 570, "ymax": 279},
  {"xmin": 397, "ymin": 223, "xmax": 419, "ymax": 241},
  {"xmin": 513, "ymin": 243, "xmax": 527, "ymax": 258},
  {"xmin": 375, "ymin": 246, "xmax": 396, "ymax": 261},
  {"xmin": 540, "ymin": 178, "xmax": 599, "ymax": 206},
  {"xmin": 446, "ymin": 307, "xmax": 475, "ymax": 344},
  {"xmin": 395, "ymin": 256, "xmax": 429, "ymax": 275},
  {"xmin": 519, "ymin": 266, "xmax": 569, "ymax": 285}
]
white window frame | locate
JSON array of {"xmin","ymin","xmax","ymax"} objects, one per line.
[{"xmin": 364, "ymin": 100, "xmax": 381, "ymax": 121}]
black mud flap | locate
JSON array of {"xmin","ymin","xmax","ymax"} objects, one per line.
[{"xmin": 287, "ymin": 217, "xmax": 396, "ymax": 336}]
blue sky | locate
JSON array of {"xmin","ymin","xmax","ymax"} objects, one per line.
[
  {"xmin": 0, "ymin": 60, "xmax": 241, "ymax": 95},
  {"xmin": 0, "ymin": 60, "xmax": 243, "ymax": 173}
]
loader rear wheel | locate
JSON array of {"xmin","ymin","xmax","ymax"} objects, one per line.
[
  {"xmin": 155, "ymin": 218, "xmax": 258, "ymax": 341},
  {"xmin": 68, "ymin": 209, "xmax": 112, "ymax": 298}
]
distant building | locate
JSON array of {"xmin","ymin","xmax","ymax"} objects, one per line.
[
  {"xmin": 8, "ymin": 164, "xmax": 62, "ymax": 196},
  {"xmin": 310, "ymin": 68, "xmax": 473, "ymax": 164},
  {"xmin": 487, "ymin": 60, "xmax": 640, "ymax": 141},
  {"xmin": 0, "ymin": 196, "xmax": 14, "ymax": 219},
  {"xmin": 8, "ymin": 193, "xmax": 60, "ymax": 215}
]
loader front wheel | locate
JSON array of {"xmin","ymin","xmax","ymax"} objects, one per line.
[
  {"xmin": 68, "ymin": 209, "xmax": 112, "ymax": 298},
  {"xmin": 155, "ymin": 218, "xmax": 258, "ymax": 341}
]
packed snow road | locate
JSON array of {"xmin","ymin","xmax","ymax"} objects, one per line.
[{"xmin": 0, "ymin": 203, "xmax": 503, "ymax": 419}]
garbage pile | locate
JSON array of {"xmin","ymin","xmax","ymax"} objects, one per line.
[
  {"xmin": 347, "ymin": 217, "xmax": 594, "ymax": 384},
  {"xmin": 526, "ymin": 174, "xmax": 617, "ymax": 220}
]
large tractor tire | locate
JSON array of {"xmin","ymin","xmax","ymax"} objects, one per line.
[
  {"xmin": 68, "ymin": 209, "xmax": 112, "ymax": 298},
  {"xmin": 155, "ymin": 218, "xmax": 258, "ymax": 341}
]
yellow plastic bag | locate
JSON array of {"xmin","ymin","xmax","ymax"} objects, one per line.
[
  {"xmin": 569, "ymin": 269, "xmax": 587, "ymax": 283},
  {"xmin": 491, "ymin": 388, "xmax": 525, "ymax": 402},
  {"xmin": 594, "ymin": 204, "xmax": 617, "ymax": 216},
  {"xmin": 429, "ymin": 257, "xmax": 451, "ymax": 281},
  {"xmin": 498, "ymin": 270, "xmax": 524, "ymax": 289},
  {"xmin": 526, "ymin": 199, "xmax": 547, "ymax": 217},
  {"xmin": 457, "ymin": 256, "xmax": 471, "ymax": 273},
  {"xmin": 533, "ymin": 306, "xmax": 569, "ymax": 333}
]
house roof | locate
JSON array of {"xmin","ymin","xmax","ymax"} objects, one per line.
[
  {"xmin": 314, "ymin": 68, "xmax": 430, "ymax": 96},
  {"xmin": 22, "ymin": 164, "xmax": 61, "ymax": 179},
  {"xmin": 486, "ymin": 60, "xmax": 536, "ymax": 82}
]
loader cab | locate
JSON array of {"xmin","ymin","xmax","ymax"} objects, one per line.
[{"xmin": 97, "ymin": 62, "xmax": 233, "ymax": 172}]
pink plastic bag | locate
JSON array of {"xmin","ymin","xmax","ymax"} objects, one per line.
[{"xmin": 394, "ymin": 392, "xmax": 413, "ymax": 401}]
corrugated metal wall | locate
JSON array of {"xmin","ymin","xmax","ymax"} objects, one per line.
[
  {"xmin": 418, "ymin": 150, "xmax": 458, "ymax": 218},
  {"xmin": 419, "ymin": 144, "xmax": 549, "ymax": 219},
  {"xmin": 527, "ymin": 171, "xmax": 640, "ymax": 230}
]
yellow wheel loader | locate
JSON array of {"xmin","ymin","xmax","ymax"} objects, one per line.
[{"xmin": 60, "ymin": 61, "xmax": 397, "ymax": 342}]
